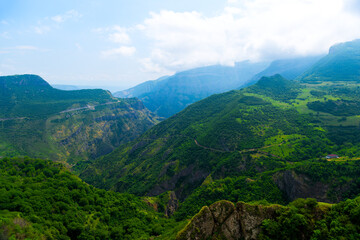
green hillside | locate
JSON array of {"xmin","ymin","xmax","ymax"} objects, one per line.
[
  {"xmin": 299, "ymin": 39, "xmax": 360, "ymax": 82},
  {"xmin": 0, "ymin": 157, "xmax": 181, "ymax": 240},
  {"xmin": 81, "ymin": 74, "xmax": 360, "ymax": 208},
  {"xmin": 0, "ymin": 75, "xmax": 159, "ymax": 165}
]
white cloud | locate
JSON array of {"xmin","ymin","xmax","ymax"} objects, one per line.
[
  {"xmin": 101, "ymin": 46, "xmax": 136, "ymax": 57},
  {"xmin": 137, "ymin": 0, "xmax": 360, "ymax": 73},
  {"xmin": 1, "ymin": 20, "xmax": 8, "ymax": 25},
  {"xmin": 0, "ymin": 32, "xmax": 10, "ymax": 39},
  {"xmin": 94, "ymin": 25, "xmax": 131, "ymax": 44},
  {"xmin": 51, "ymin": 10, "xmax": 82, "ymax": 23},
  {"xmin": 139, "ymin": 58, "xmax": 171, "ymax": 73},
  {"xmin": 34, "ymin": 25, "xmax": 51, "ymax": 34},
  {"xmin": 108, "ymin": 27, "xmax": 131, "ymax": 44}
]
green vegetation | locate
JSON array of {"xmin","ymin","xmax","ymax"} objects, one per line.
[
  {"xmin": 0, "ymin": 75, "xmax": 158, "ymax": 165},
  {"xmin": 177, "ymin": 197, "xmax": 360, "ymax": 240},
  {"xmin": 81, "ymin": 87, "xmax": 329, "ymax": 198},
  {"xmin": 81, "ymin": 74, "xmax": 360, "ymax": 204},
  {"xmin": 260, "ymin": 197, "xmax": 360, "ymax": 240},
  {"xmin": 247, "ymin": 74, "xmax": 302, "ymax": 101},
  {"xmin": 5, "ymin": 38, "xmax": 360, "ymax": 239},
  {"xmin": 174, "ymin": 173, "xmax": 286, "ymax": 221},
  {"xmin": 308, "ymin": 100, "xmax": 360, "ymax": 116},
  {"xmin": 300, "ymin": 39, "xmax": 360, "ymax": 82},
  {"xmin": 0, "ymin": 210, "xmax": 45, "ymax": 239},
  {"xmin": 0, "ymin": 157, "xmax": 182, "ymax": 240},
  {"xmin": 173, "ymin": 159, "xmax": 360, "ymax": 221}
]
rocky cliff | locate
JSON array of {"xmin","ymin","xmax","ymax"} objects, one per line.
[{"xmin": 176, "ymin": 200, "xmax": 281, "ymax": 240}]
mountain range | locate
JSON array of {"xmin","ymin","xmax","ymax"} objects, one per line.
[
  {"xmin": 114, "ymin": 61, "xmax": 268, "ymax": 117},
  {"xmin": 2, "ymin": 39, "xmax": 360, "ymax": 239},
  {"xmin": 114, "ymin": 56, "xmax": 322, "ymax": 118}
]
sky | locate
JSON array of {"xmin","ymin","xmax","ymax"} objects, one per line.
[{"xmin": 1, "ymin": 0, "xmax": 360, "ymax": 91}]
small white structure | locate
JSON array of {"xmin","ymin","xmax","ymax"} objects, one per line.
[{"xmin": 326, "ymin": 154, "xmax": 339, "ymax": 159}]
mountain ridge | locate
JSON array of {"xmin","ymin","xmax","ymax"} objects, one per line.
[
  {"xmin": 114, "ymin": 61, "xmax": 269, "ymax": 117},
  {"xmin": 0, "ymin": 74, "xmax": 159, "ymax": 165}
]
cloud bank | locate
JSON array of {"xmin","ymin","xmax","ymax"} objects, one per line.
[{"xmin": 137, "ymin": 0, "xmax": 360, "ymax": 73}]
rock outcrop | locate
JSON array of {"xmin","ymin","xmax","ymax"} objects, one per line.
[
  {"xmin": 165, "ymin": 191, "xmax": 179, "ymax": 217},
  {"xmin": 176, "ymin": 200, "xmax": 281, "ymax": 240},
  {"xmin": 274, "ymin": 170, "xmax": 330, "ymax": 202}
]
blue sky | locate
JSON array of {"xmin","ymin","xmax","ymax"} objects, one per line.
[{"xmin": 1, "ymin": 0, "xmax": 360, "ymax": 91}]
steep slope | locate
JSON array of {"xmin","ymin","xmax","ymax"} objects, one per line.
[
  {"xmin": 300, "ymin": 39, "xmax": 360, "ymax": 82},
  {"xmin": 114, "ymin": 62, "xmax": 268, "ymax": 118},
  {"xmin": 0, "ymin": 157, "xmax": 178, "ymax": 239},
  {"xmin": 82, "ymin": 74, "xmax": 360, "ymax": 211},
  {"xmin": 81, "ymin": 76, "xmax": 336, "ymax": 197},
  {"xmin": 244, "ymin": 55, "xmax": 322, "ymax": 86},
  {"xmin": 0, "ymin": 74, "xmax": 158, "ymax": 165}
]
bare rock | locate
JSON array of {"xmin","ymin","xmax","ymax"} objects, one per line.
[
  {"xmin": 177, "ymin": 206, "xmax": 215, "ymax": 240},
  {"xmin": 176, "ymin": 200, "xmax": 280, "ymax": 240}
]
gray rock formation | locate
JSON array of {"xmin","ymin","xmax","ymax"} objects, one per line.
[{"xmin": 176, "ymin": 200, "xmax": 281, "ymax": 240}]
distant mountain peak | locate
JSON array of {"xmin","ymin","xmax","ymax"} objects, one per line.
[{"xmin": 328, "ymin": 39, "xmax": 360, "ymax": 55}]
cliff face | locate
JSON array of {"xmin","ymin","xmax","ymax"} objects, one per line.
[
  {"xmin": 46, "ymin": 99, "xmax": 158, "ymax": 164},
  {"xmin": 176, "ymin": 200, "xmax": 280, "ymax": 240},
  {"xmin": 274, "ymin": 170, "xmax": 330, "ymax": 202},
  {"xmin": 274, "ymin": 170, "xmax": 355, "ymax": 203}
]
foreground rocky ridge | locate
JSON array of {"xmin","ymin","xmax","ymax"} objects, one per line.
[
  {"xmin": 176, "ymin": 197, "xmax": 360, "ymax": 240},
  {"xmin": 176, "ymin": 200, "xmax": 280, "ymax": 240}
]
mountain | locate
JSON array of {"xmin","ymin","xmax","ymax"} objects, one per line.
[
  {"xmin": 0, "ymin": 74, "xmax": 159, "ymax": 165},
  {"xmin": 81, "ymin": 74, "xmax": 360, "ymax": 214},
  {"xmin": 244, "ymin": 55, "xmax": 323, "ymax": 86},
  {"xmin": 300, "ymin": 39, "xmax": 360, "ymax": 82},
  {"xmin": 113, "ymin": 61, "xmax": 269, "ymax": 118},
  {"xmin": 114, "ymin": 76, "xmax": 169, "ymax": 98}
]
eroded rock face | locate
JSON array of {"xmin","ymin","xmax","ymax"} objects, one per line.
[
  {"xmin": 274, "ymin": 170, "xmax": 330, "ymax": 202},
  {"xmin": 178, "ymin": 206, "xmax": 215, "ymax": 240},
  {"xmin": 165, "ymin": 191, "xmax": 179, "ymax": 217},
  {"xmin": 176, "ymin": 200, "xmax": 280, "ymax": 240}
]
